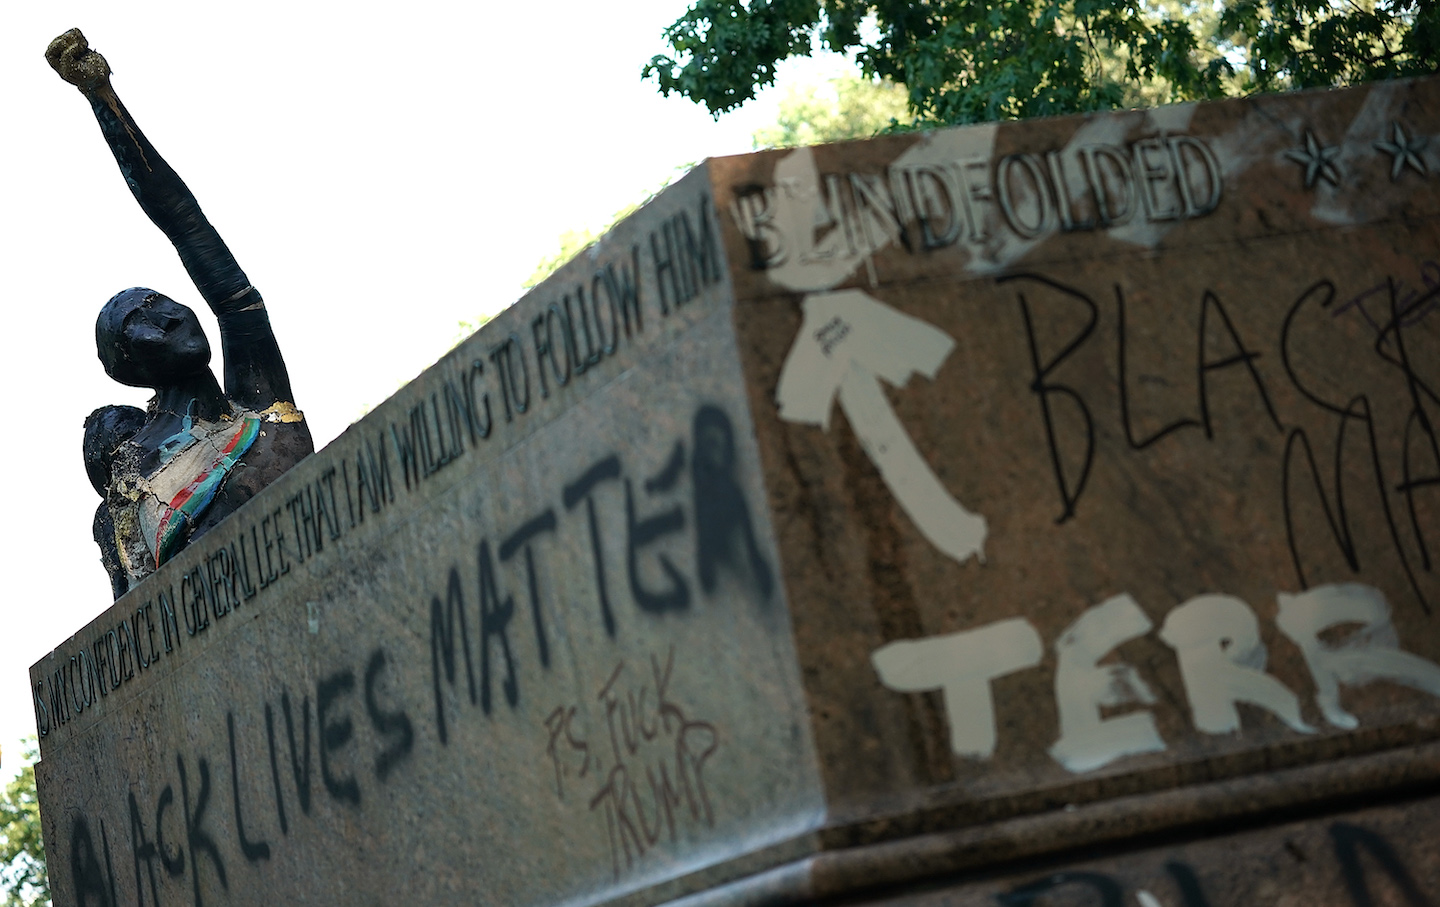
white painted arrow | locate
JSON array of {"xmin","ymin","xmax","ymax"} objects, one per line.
[{"xmin": 776, "ymin": 288, "xmax": 988, "ymax": 565}]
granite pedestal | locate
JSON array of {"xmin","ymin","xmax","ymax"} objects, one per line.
[{"xmin": 33, "ymin": 76, "xmax": 1440, "ymax": 905}]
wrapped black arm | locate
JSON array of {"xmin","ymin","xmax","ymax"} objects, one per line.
[
  {"xmin": 85, "ymin": 87, "xmax": 251, "ymax": 307},
  {"xmin": 81, "ymin": 82, "xmax": 297, "ymax": 409}
]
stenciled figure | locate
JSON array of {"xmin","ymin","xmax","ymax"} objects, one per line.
[{"xmin": 50, "ymin": 29, "xmax": 314, "ymax": 596}]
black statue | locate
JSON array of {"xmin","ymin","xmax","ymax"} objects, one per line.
[
  {"xmin": 50, "ymin": 29, "xmax": 314, "ymax": 598},
  {"xmin": 83, "ymin": 404, "xmax": 147, "ymax": 599}
]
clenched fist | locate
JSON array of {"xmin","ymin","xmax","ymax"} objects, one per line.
[{"xmin": 46, "ymin": 28, "xmax": 111, "ymax": 92}]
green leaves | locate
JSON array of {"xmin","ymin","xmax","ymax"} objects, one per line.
[
  {"xmin": 643, "ymin": 0, "xmax": 826, "ymax": 116},
  {"xmin": 645, "ymin": 0, "xmax": 1439, "ymax": 126},
  {"xmin": 0, "ymin": 741, "xmax": 48, "ymax": 907},
  {"xmin": 1220, "ymin": 0, "xmax": 1439, "ymax": 92},
  {"xmin": 752, "ymin": 74, "xmax": 913, "ymax": 147}
]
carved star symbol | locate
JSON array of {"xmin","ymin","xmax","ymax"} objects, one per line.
[
  {"xmin": 1284, "ymin": 130, "xmax": 1342, "ymax": 189},
  {"xmin": 1373, "ymin": 121, "xmax": 1429, "ymax": 180}
]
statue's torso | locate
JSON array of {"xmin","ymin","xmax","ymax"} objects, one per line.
[{"xmin": 109, "ymin": 402, "xmax": 312, "ymax": 586}]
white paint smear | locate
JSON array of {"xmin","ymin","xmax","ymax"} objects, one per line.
[
  {"xmin": 872, "ymin": 617, "xmax": 1043, "ymax": 758},
  {"xmin": 838, "ymin": 366, "xmax": 988, "ymax": 564},
  {"xmin": 775, "ymin": 289, "xmax": 955, "ymax": 429},
  {"xmin": 1159, "ymin": 594, "xmax": 1314, "ymax": 735},
  {"xmin": 1312, "ymin": 81, "xmax": 1404, "ymax": 226},
  {"xmin": 776, "ymin": 289, "xmax": 987, "ymax": 564},
  {"xmin": 895, "ymin": 105, "xmax": 1203, "ymax": 269},
  {"xmin": 762, "ymin": 146, "xmax": 878, "ymax": 292},
  {"xmin": 1049, "ymin": 594, "xmax": 1167, "ymax": 773},
  {"xmin": 1276, "ymin": 583, "xmax": 1440, "ymax": 730},
  {"xmin": 747, "ymin": 102, "xmax": 1254, "ymax": 292}
]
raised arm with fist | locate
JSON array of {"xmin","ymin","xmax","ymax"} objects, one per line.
[{"xmin": 50, "ymin": 29, "xmax": 314, "ymax": 596}]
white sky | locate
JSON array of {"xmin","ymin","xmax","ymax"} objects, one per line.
[{"xmin": 0, "ymin": 1, "xmax": 852, "ymax": 775}]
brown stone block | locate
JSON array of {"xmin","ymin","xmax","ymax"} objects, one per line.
[
  {"xmin": 32, "ymin": 77, "xmax": 1440, "ymax": 905},
  {"xmin": 864, "ymin": 791, "xmax": 1440, "ymax": 906},
  {"xmin": 712, "ymin": 76, "xmax": 1440, "ymax": 837}
]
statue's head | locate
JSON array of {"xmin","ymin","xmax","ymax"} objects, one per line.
[{"xmin": 96, "ymin": 288, "xmax": 211, "ymax": 388}]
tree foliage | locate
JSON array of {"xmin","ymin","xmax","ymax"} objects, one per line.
[
  {"xmin": 522, "ymin": 214, "xmax": 637, "ymax": 292},
  {"xmin": 523, "ymin": 73, "xmax": 901, "ymax": 289},
  {"xmin": 0, "ymin": 742, "xmax": 48, "ymax": 907},
  {"xmin": 521, "ymin": 166, "xmax": 691, "ymax": 289},
  {"xmin": 525, "ymin": 72, "xmax": 904, "ymax": 288},
  {"xmin": 1225, "ymin": 0, "xmax": 1440, "ymax": 93},
  {"xmin": 523, "ymin": 225, "xmax": 619, "ymax": 290},
  {"xmin": 643, "ymin": 0, "xmax": 1440, "ymax": 126},
  {"xmin": 751, "ymin": 74, "xmax": 911, "ymax": 147}
]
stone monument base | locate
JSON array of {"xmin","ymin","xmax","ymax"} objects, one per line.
[{"xmin": 33, "ymin": 75, "xmax": 1440, "ymax": 905}]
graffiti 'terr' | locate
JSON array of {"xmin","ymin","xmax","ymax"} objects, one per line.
[{"xmin": 872, "ymin": 583, "xmax": 1440, "ymax": 773}]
